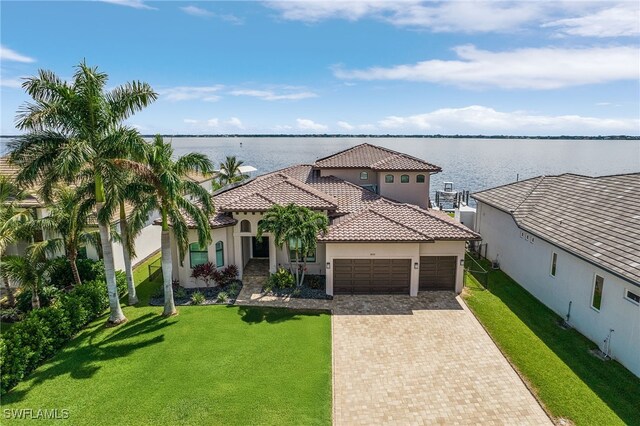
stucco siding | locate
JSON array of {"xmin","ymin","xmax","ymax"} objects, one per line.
[
  {"xmin": 320, "ymin": 168, "xmax": 378, "ymax": 187},
  {"xmin": 377, "ymin": 172, "xmax": 430, "ymax": 208},
  {"xmin": 476, "ymin": 201, "xmax": 640, "ymax": 377}
]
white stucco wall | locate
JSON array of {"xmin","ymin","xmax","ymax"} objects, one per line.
[
  {"xmin": 174, "ymin": 227, "xmax": 233, "ymax": 288},
  {"xmin": 377, "ymin": 172, "xmax": 431, "ymax": 208},
  {"xmin": 475, "ymin": 201, "xmax": 640, "ymax": 377}
]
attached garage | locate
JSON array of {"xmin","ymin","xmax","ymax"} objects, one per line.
[
  {"xmin": 334, "ymin": 258, "xmax": 411, "ymax": 294},
  {"xmin": 419, "ymin": 256, "xmax": 457, "ymax": 291}
]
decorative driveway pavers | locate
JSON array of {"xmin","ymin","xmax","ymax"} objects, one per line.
[{"xmin": 331, "ymin": 293, "xmax": 551, "ymax": 425}]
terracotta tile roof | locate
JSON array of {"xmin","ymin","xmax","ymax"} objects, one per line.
[
  {"xmin": 314, "ymin": 143, "xmax": 441, "ymax": 172},
  {"xmin": 319, "ymin": 199, "xmax": 480, "ymax": 242},
  {"xmin": 215, "ymin": 172, "xmax": 338, "ymax": 212},
  {"xmin": 185, "ymin": 170, "xmax": 216, "ymax": 184},
  {"xmin": 472, "ymin": 173, "xmax": 640, "ymax": 286},
  {"xmin": 0, "ymin": 156, "xmax": 44, "ymax": 208}
]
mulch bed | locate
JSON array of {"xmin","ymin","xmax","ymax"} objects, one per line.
[{"xmin": 149, "ymin": 281, "xmax": 243, "ymax": 306}]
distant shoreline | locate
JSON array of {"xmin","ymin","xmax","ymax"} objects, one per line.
[{"xmin": 1, "ymin": 134, "xmax": 639, "ymax": 140}]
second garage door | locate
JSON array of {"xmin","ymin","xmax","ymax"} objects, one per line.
[
  {"xmin": 419, "ymin": 256, "xmax": 457, "ymax": 291},
  {"xmin": 334, "ymin": 259, "xmax": 411, "ymax": 294}
]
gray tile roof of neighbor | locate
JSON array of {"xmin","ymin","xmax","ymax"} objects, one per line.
[
  {"xmin": 314, "ymin": 143, "xmax": 442, "ymax": 172},
  {"xmin": 472, "ymin": 173, "xmax": 640, "ymax": 286}
]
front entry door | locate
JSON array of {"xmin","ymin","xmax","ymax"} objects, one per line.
[{"xmin": 252, "ymin": 237, "xmax": 269, "ymax": 258}]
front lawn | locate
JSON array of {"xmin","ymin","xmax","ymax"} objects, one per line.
[
  {"xmin": 463, "ymin": 261, "xmax": 640, "ymax": 426},
  {"xmin": 2, "ymin": 255, "xmax": 332, "ymax": 425}
]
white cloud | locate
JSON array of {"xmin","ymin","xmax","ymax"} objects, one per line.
[
  {"xmin": 227, "ymin": 117, "xmax": 244, "ymax": 129},
  {"xmin": 266, "ymin": 1, "xmax": 544, "ymax": 33},
  {"xmin": 0, "ymin": 77, "xmax": 24, "ymax": 88},
  {"xmin": 337, "ymin": 121, "xmax": 355, "ymax": 130},
  {"xmin": 334, "ymin": 45, "xmax": 640, "ymax": 90},
  {"xmin": 158, "ymin": 85, "xmax": 223, "ymax": 101},
  {"xmin": 101, "ymin": 0, "xmax": 156, "ymax": 10},
  {"xmin": 377, "ymin": 105, "xmax": 640, "ymax": 135},
  {"xmin": 0, "ymin": 45, "xmax": 35, "ymax": 63},
  {"xmin": 296, "ymin": 118, "xmax": 328, "ymax": 132},
  {"xmin": 230, "ymin": 89, "xmax": 317, "ymax": 101},
  {"xmin": 180, "ymin": 5, "xmax": 214, "ymax": 17},
  {"xmin": 206, "ymin": 118, "xmax": 219, "ymax": 127},
  {"xmin": 183, "ymin": 118, "xmax": 198, "ymax": 124},
  {"xmin": 543, "ymin": 3, "xmax": 640, "ymax": 37}
]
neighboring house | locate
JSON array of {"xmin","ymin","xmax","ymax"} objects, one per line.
[
  {"xmin": 170, "ymin": 143, "xmax": 479, "ymax": 296},
  {"xmin": 472, "ymin": 173, "xmax": 640, "ymax": 377},
  {"xmin": 0, "ymin": 156, "xmax": 216, "ymax": 270}
]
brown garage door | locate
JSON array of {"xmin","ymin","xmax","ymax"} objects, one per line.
[
  {"xmin": 419, "ymin": 256, "xmax": 456, "ymax": 291},
  {"xmin": 334, "ymin": 259, "xmax": 411, "ymax": 294}
]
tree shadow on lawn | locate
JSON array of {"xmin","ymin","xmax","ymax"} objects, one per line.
[
  {"xmin": 233, "ymin": 305, "xmax": 327, "ymax": 325},
  {"xmin": 469, "ymin": 267, "xmax": 640, "ymax": 424},
  {"xmin": 4, "ymin": 312, "xmax": 174, "ymax": 404}
]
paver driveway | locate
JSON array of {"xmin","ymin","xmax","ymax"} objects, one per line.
[{"xmin": 332, "ymin": 292, "xmax": 551, "ymax": 425}]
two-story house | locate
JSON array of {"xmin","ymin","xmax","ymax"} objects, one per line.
[{"xmin": 170, "ymin": 143, "xmax": 480, "ymax": 296}]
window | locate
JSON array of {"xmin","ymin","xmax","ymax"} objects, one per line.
[
  {"xmin": 591, "ymin": 275, "xmax": 604, "ymax": 311},
  {"xmin": 625, "ymin": 289, "xmax": 640, "ymax": 305},
  {"xmin": 385, "ymin": 174, "xmax": 394, "ymax": 183},
  {"xmin": 359, "ymin": 171, "xmax": 368, "ymax": 180},
  {"xmin": 550, "ymin": 252, "xmax": 558, "ymax": 277},
  {"xmin": 400, "ymin": 174, "xmax": 409, "ymax": 183},
  {"xmin": 288, "ymin": 238, "xmax": 316, "ymax": 262},
  {"xmin": 215, "ymin": 241, "xmax": 224, "ymax": 267},
  {"xmin": 240, "ymin": 220, "xmax": 251, "ymax": 232},
  {"xmin": 189, "ymin": 243, "xmax": 208, "ymax": 268},
  {"xmin": 416, "ymin": 174, "xmax": 425, "ymax": 183}
]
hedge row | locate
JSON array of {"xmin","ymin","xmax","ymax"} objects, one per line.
[{"xmin": 0, "ymin": 276, "xmax": 127, "ymax": 394}]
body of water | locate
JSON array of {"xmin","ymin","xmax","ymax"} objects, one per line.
[
  {"xmin": 2, "ymin": 137, "xmax": 639, "ymax": 203},
  {"xmin": 167, "ymin": 137, "xmax": 640, "ymax": 202}
]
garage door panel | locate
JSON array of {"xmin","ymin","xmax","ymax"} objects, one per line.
[
  {"xmin": 419, "ymin": 256, "xmax": 456, "ymax": 291},
  {"xmin": 334, "ymin": 258, "xmax": 410, "ymax": 295}
]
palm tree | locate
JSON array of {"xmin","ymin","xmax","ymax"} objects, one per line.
[
  {"xmin": 132, "ymin": 135, "xmax": 214, "ymax": 316},
  {"xmin": 257, "ymin": 203, "xmax": 328, "ymax": 286},
  {"xmin": 27, "ymin": 185, "xmax": 98, "ymax": 287},
  {"xmin": 0, "ymin": 176, "xmax": 33, "ymax": 306},
  {"xmin": 9, "ymin": 62, "xmax": 157, "ymax": 325},
  {"xmin": 0, "ymin": 251, "xmax": 53, "ymax": 310},
  {"xmin": 217, "ymin": 156, "xmax": 249, "ymax": 186}
]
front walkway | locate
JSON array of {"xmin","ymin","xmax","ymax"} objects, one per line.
[{"xmin": 332, "ymin": 293, "xmax": 551, "ymax": 425}]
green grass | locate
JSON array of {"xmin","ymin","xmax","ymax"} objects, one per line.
[
  {"xmin": 2, "ymin": 254, "xmax": 332, "ymax": 425},
  {"xmin": 463, "ymin": 261, "xmax": 640, "ymax": 426}
]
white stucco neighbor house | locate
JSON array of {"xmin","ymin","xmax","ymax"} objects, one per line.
[
  {"xmin": 472, "ymin": 173, "xmax": 640, "ymax": 377},
  {"xmin": 170, "ymin": 143, "xmax": 480, "ymax": 296}
]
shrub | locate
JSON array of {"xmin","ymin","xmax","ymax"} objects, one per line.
[
  {"xmin": 151, "ymin": 285, "xmax": 163, "ymax": 299},
  {"xmin": 216, "ymin": 291, "xmax": 228, "ymax": 303},
  {"xmin": 306, "ymin": 275, "xmax": 325, "ymax": 290},
  {"xmin": 174, "ymin": 287, "xmax": 188, "ymax": 299},
  {"xmin": 0, "ymin": 308, "xmax": 22, "ymax": 323},
  {"xmin": 16, "ymin": 285, "xmax": 62, "ymax": 313},
  {"xmin": 48, "ymin": 257, "xmax": 104, "ymax": 289},
  {"xmin": 227, "ymin": 282, "xmax": 240, "ymax": 297},
  {"xmin": 210, "ymin": 269, "xmax": 223, "ymax": 286},
  {"xmin": 191, "ymin": 291, "xmax": 205, "ymax": 305},
  {"xmin": 191, "ymin": 262, "xmax": 216, "ymax": 286},
  {"xmin": 221, "ymin": 265, "xmax": 239, "ymax": 286},
  {"xmin": 70, "ymin": 280, "xmax": 109, "ymax": 319},
  {"xmin": 267, "ymin": 268, "xmax": 295, "ymax": 290}
]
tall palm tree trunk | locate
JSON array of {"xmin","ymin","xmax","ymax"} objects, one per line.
[
  {"xmin": 31, "ymin": 284, "xmax": 40, "ymax": 310},
  {"xmin": 120, "ymin": 202, "xmax": 138, "ymax": 305},
  {"xmin": 96, "ymin": 176, "xmax": 126, "ymax": 324},
  {"xmin": 161, "ymin": 222, "xmax": 176, "ymax": 316},
  {"xmin": 68, "ymin": 250, "xmax": 82, "ymax": 286}
]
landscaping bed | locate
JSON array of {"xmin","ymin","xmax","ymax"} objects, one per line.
[
  {"xmin": 262, "ymin": 272, "xmax": 331, "ymax": 300},
  {"xmin": 149, "ymin": 281, "xmax": 242, "ymax": 306}
]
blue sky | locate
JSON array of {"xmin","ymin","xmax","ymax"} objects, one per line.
[{"xmin": 1, "ymin": 0, "xmax": 639, "ymax": 135}]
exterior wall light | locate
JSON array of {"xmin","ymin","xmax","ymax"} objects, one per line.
[
  {"xmin": 326, "ymin": 262, "xmax": 331, "ymax": 269},
  {"xmin": 414, "ymin": 262, "xmax": 419, "ymax": 269},
  {"xmin": 460, "ymin": 259, "xmax": 465, "ymax": 266}
]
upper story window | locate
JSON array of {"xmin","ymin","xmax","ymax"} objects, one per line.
[
  {"xmin": 416, "ymin": 174, "xmax": 425, "ymax": 183},
  {"xmin": 385, "ymin": 174, "xmax": 394, "ymax": 183},
  {"xmin": 591, "ymin": 274, "xmax": 604, "ymax": 311},
  {"xmin": 400, "ymin": 174, "xmax": 410, "ymax": 183},
  {"xmin": 240, "ymin": 220, "xmax": 251, "ymax": 232},
  {"xmin": 625, "ymin": 288, "xmax": 640, "ymax": 305},
  {"xmin": 189, "ymin": 243, "xmax": 208, "ymax": 268},
  {"xmin": 360, "ymin": 171, "xmax": 368, "ymax": 180},
  {"xmin": 550, "ymin": 252, "xmax": 558, "ymax": 277}
]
